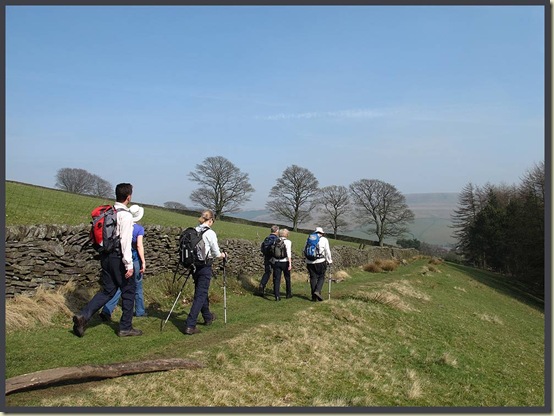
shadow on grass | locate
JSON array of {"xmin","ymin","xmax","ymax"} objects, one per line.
[{"xmin": 447, "ymin": 262, "xmax": 544, "ymax": 312}]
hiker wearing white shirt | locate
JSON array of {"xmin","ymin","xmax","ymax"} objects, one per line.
[
  {"xmin": 305, "ymin": 227, "xmax": 333, "ymax": 301},
  {"xmin": 271, "ymin": 228, "xmax": 293, "ymax": 301}
]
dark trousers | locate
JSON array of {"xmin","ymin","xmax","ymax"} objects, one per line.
[
  {"xmin": 80, "ymin": 252, "xmax": 136, "ymax": 330},
  {"xmin": 185, "ymin": 264, "xmax": 213, "ymax": 328},
  {"xmin": 307, "ymin": 262, "xmax": 327, "ymax": 299},
  {"xmin": 259, "ymin": 256, "xmax": 273, "ymax": 288},
  {"xmin": 273, "ymin": 261, "xmax": 291, "ymax": 299}
]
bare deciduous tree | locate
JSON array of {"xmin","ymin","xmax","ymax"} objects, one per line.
[
  {"xmin": 55, "ymin": 168, "xmax": 112, "ymax": 198},
  {"xmin": 316, "ymin": 185, "xmax": 351, "ymax": 239},
  {"xmin": 349, "ymin": 179, "xmax": 414, "ymax": 246},
  {"xmin": 164, "ymin": 201, "xmax": 187, "ymax": 210},
  {"xmin": 266, "ymin": 165, "xmax": 319, "ymax": 231},
  {"xmin": 90, "ymin": 174, "xmax": 113, "ymax": 199},
  {"xmin": 188, "ymin": 156, "xmax": 255, "ymax": 218}
]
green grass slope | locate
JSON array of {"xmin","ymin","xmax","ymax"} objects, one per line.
[
  {"xmin": 4, "ymin": 181, "xmax": 357, "ymax": 253},
  {"xmin": 5, "ymin": 259, "xmax": 545, "ymax": 408}
]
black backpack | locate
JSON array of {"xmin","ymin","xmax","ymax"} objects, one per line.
[
  {"xmin": 178, "ymin": 227, "xmax": 208, "ymax": 268},
  {"xmin": 260, "ymin": 234, "xmax": 278, "ymax": 256},
  {"xmin": 269, "ymin": 237, "xmax": 287, "ymax": 260}
]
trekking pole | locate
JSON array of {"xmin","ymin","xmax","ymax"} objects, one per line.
[
  {"xmin": 328, "ymin": 264, "xmax": 332, "ymax": 300},
  {"xmin": 222, "ymin": 250, "xmax": 228, "ymax": 324},
  {"xmin": 161, "ymin": 266, "xmax": 194, "ymax": 331}
]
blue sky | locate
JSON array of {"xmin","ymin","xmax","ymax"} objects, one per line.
[{"xmin": 6, "ymin": 5, "xmax": 545, "ymax": 209}]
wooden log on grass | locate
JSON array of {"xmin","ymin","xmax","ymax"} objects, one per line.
[{"xmin": 6, "ymin": 358, "xmax": 204, "ymax": 395}]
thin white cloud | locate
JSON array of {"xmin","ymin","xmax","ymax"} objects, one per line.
[{"xmin": 256, "ymin": 108, "xmax": 385, "ymax": 121}]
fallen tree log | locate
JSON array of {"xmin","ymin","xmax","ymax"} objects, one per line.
[{"xmin": 6, "ymin": 358, "xmax": 204, "ymax": 395}]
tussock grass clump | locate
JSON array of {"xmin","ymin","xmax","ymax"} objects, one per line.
[
  {"xmin": 380, "ymin": 259, "xmax": 400, "ymax": 271},
  {"xmin": 425, "ymin": 351, "xmax": 459, "ymax": 368},
  {"xmin": 385, "ymin": 281, "xmax": 431, "ymax": 302},
  {"xmin": 428, "ymin": 257, "xmax": 443, "ymax": 265},
  {"xmin": 354, "ymin": 290, "xmax": 414, "ymax": 312},
  {"xmin": 363, "ymin": 259, "xmax": 400, "ymax": 273},
  {"xmin": 363, "ymin": 263, "xmax": 382, "ymax": 273},
  {"xmin": 6, "ymin": 286, "xmax": 72, "ymax": 332},
  {"xmin": 475, "ymin": 313, "xmax": 504, "ymax": 325},
  {"xmin": 406, "ymin": 369, "xmax": 424, "ymax": 399},
  {"xmin": 331, "ymin": 270, "xmax": 351, "ymax": 282}
]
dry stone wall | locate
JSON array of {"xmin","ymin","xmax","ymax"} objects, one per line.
[{"xmin": 4, "ymin": 225, "xmax": 418, "ymax": 297}]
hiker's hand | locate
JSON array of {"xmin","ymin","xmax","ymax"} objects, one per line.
[{"xmin": 125, "ymin": 269, "xmax": 133, "ymax": 279}]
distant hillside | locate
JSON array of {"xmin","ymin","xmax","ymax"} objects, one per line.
[{"xmin": 230, "ymin": 193, "xmax": 459, "ymax": 247}]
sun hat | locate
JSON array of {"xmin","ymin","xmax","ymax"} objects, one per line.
[
  {"xmin": 314, "ymin": 227, "xmax": 325, "ymax": 234},
  {"xmin": 129, "ymin": 205, "xmax": 144, "ymax": 223}
]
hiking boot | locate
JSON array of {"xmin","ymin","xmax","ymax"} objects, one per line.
[
  {"xmin": 185, "ymin": 326, "xmax": 201, "ymax": 335},
  {"xmin": 258, "ymin": 285, "xmax": 265, "ymax": 296},
  {"xmin": 286, "ymin": 294, "xmax": 292, "ymax": 299},
  {"xmin": 72, "ymin": 315, "xmax": 87, "ymax": 337},
  {"xmin": 275, "ymin": 296, "xmax": 281, "ymax": 301},
  {"xmin": 117, "ymin": 328, "xmax": 143, "ymax": 337},
  {"xmin": 99, "ymin": 311, "xmax": 111, "ymax": 322},
  {"xmin": 204, "ymin": 312, "xmax": 216, "ymax": 325},
  {"xmin": 314, "ymin": 292, "xmax": 323, "ymax": 301}
]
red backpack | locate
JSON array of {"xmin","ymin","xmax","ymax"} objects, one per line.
[{"xmin": 90, "ymin": 205, "xmax": 121, "ymax": 253}]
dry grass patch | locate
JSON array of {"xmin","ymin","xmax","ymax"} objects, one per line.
[
  {"xmin": 406, "ymin": 369, "xmax": 423, "ymax": 399},
  {"xmin": 40, "ymin": 302, "xmax": 416, "ymax": 407},
  {"xmin": 5, "ymin": 282, "xmax": 96, "ymax": 332},
  {"xmin": 363, "ymin": 263, "xmax": 382, "ymax": 273},
  {"xmin": 428, "ymin": 257, "xmax": 443, "ymax": 265},
  {"xmin": 354, "ymin": 290, "xmax": 414, "ymax": 312},
  {"xmin": 475, "ymin": 313, "xmax": 504, "ymax": 325},
  {"xmin": 363, "ymin": 259, "xmax": 400, "ymax": 273},
  {"xmin": 384, "ymin": 281, "xmax": 431, "ymax": 302},
  {"xmin": 330, "ymin": 269, "xmax": 350, "ymax": 282}
]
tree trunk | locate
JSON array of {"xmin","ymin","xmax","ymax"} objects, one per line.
[{"xmin": 6, "ymin": 358, "xmax": 204, "ymax": 395}]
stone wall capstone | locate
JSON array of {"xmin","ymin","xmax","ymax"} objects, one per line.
[{"xmin": 5, "ymin": 225, "xmax": 418, "ymax": 297}]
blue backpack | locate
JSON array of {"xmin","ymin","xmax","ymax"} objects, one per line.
[{"xmin": 304, "ymin": 232, "xmax": 322, "ymax": 261}]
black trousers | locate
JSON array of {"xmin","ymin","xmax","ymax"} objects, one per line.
[
  {"xmin": 260, "ymin": 255, "xmax": 273, "ymax": 288},
  {"xmin": 307, "ymin": 262, "xmax": 327, "ymax": 299},
  {"xmin": 80, "ymin": 252, "xmax": 136, "ymax": 330},
  {"xmin": 272, "ymin": 261, "xmax": 291, "ymax": 299},
  {"xmin": 185, "ymin": 264, "xmax": 213, "ymax": 328}
]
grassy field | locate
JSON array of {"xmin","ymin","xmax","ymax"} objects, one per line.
[
  {"xmin": 4, "ymin": 181, "xmax": 358, "ymax": 253},
  {"xmin": 4, "ymin": 181, "xmax": 547, "ymax": 410},
  {"xmin": 4, "ymin": 259, "xmax": 545, "ymax": 409}
]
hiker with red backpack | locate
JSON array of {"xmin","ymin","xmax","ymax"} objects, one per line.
[
  {"xmin": 100, "ymin": 204, "xmax": 147, "ymax": 320},
  {"xmin": 72, "ymin": 183, "xmax": 142, "ymax": 338},
  {"xmin": 304, "ymin": 227, "xmax": 333, "ymax": 302}
]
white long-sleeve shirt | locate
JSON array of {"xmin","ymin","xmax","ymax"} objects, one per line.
[
  {"xmin": 196, "ymin": 224, "xmax": 222, "ymax": 260},
  {"xmin": 271, "ymin": 238, "xmax": 292, "ymax": 263},
  {"xmin": 305, "ymin": 235, "xmax": 333, "ymax": 265},
  {"xmin": 114, "ymin": 202, "xmax": 133, "ymax": 271}
]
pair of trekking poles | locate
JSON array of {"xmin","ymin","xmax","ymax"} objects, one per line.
[{"xmin": 160, "ymin": 250, "xmax": 228, "ymax": 331}]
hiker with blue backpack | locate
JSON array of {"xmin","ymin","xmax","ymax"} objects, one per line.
[
  {"xmin": 258, "ymin": 225, "xmax": 280, "ymax": 297},
  {"xmin": 304, "ymin": 227, "xmax": 333, "ymax": 302}
]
